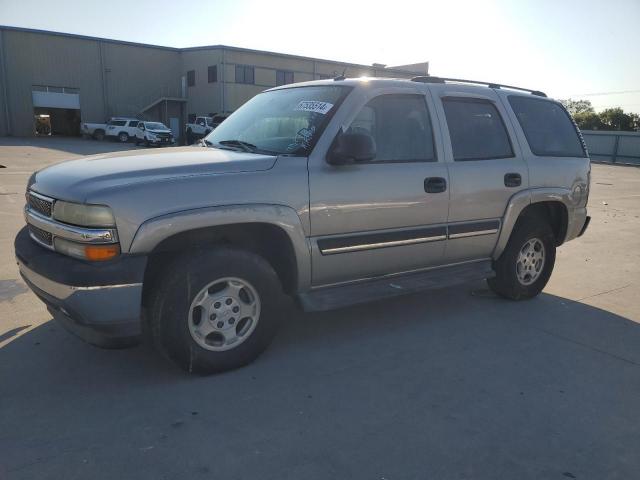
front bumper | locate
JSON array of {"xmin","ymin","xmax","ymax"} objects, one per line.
[
  {"xmin": 147, "ymin": 137, "xmax": 174, "ymax": 145},
  {"xmin": 15, "ymin": 226, "xmax": 147, "ymax": 348}
]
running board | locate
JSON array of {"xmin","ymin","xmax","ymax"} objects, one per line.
[{"xmin": 298, "ymin": 260, "xmax": 495, "ymax": 312}]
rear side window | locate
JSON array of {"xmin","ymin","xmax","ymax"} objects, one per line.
[
  {"xmin": 509, "ymin": 96, "xmax": 585, "ymax": 157},
  {"xmin": 443, "ymin": 98, "xmax": 513, "ymax": 161},
  {"xmin": 109, "ymin": 120, "xmax": 126, "ymax": 126},
  {"xmin": 346, "ymin": 94, "xmax": 436, "ymax": 162}
]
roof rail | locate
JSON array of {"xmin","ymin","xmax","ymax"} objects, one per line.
[{"xmin": 411, "ymin": 76, "xmax": 547, "ymax": 97}]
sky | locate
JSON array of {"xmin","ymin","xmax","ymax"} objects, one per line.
[{"xmin": 1, "ymin": 0, "xmax": 639, "ymax": 113}]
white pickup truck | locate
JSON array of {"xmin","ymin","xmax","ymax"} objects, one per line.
[
  {"xmin": 81, "ymin": 117, "xmax": 141, "ymax": 142},
  {"xmin": 81, "ymin": 122, "xmax": 107, "ymax": 140},
  {"xmin": 185, "ymin": 114, "xmax": 228, "ymax": 144}
]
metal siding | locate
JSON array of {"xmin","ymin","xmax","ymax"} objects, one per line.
[
  {"xmin": 0, "ymin": 27, "xmax": 426, "ymax": 137},
  {"xmin": 101, "ymin": 42, "xmax": 181, "ymax": 118},
  {"xmin": 2, "ymin": 29, "xmax": 105, "ymax": 136},
  {"xmin": 0, "ymin": 30, "xmax": 8, "ymax": 135},
  {"xmin": 181, "ymin": 49, "xmax": 223, "ymax": 117}
]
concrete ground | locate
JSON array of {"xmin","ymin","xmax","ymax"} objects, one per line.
[{"xmin": 0, "ymin": 137, "xmax": 639, "ymax": 480}]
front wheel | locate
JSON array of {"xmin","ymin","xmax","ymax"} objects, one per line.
[
  {"xmin": 488, "ymin": 214, "xmax": 556, "ymax": 300},
  {"xmin": 118, "ymin": 132, "xmax": 129, "ymax": 143},
  {"xmin": 148, "ymin": 248, "xmax": 285, "ymax": 374}
]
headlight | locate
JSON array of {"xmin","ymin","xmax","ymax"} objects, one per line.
[
  {"xmin": 54, "ymin": 237, "xmax": 120, "ymax": 261},
  {"xmin": 53, "ymin": 201, "xmax": 116, "ymax": 227}
]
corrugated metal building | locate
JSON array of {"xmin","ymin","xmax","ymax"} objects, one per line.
[{"xmin": 0, "ymin": 26, "xmax": 428, "ymax": 140}]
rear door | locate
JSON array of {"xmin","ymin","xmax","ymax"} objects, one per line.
[
  {"xmin": 126, "ymin": 120, "xmax": 139, "ymax": 135},
  {"xmin": 428, "ymin": 84, "xmax": 529, "ymax": 263},
  {"xmin": 308, "ymin": 87, "xmax": 450, "ymax": 286}
]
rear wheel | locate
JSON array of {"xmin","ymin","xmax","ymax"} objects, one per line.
[
  {"xmin": 118, "ymin": 132, "xmax": 129, "ymax": 143},
  {"xmin": 93, "ymin": 129, "xmax": 105, "ymax": 141},
  {"xmin": 148, "ymin": 247, "xmax": 285, "ymax": 374},
  {"xmin": 488, "ymin": 213, "xmax": 556, "ymax": 300}
]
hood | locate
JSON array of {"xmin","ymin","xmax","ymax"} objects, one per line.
[{"xmin": 30, "ymin": 146, "xmax": 277, "ymax": 202}]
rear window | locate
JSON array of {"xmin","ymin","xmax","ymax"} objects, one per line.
[
  {"xmin": 442, "ymin": 98, "xmax": 513, "ymax": 161},
  {"xmin": 508, "ymin": 96, "xmax": 586, "ymax": 157}
]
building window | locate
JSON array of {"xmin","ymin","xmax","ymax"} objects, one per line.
[
  {"xmin": 276, "ymin": 70, "xmax": 294, "ymax": 86},
  {"xmin": 235, "ymin": 65, "xmax": 255, "ymax": 84},
  {"xmin": 208, "ymin": 65, "xmax": 217, "ymax": 83},
  {"xmin": 187, "ymin": 70, "xmax": 195, "ymax": 87}
]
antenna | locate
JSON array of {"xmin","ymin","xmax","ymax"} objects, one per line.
[{"xmin": 334, "ymin": 67, "xmax": 347, "ymax": 81}]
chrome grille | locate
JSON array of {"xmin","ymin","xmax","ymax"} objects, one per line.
[
  {"xmin": 28, "ymin": 192, "xmax": 53, "ymax": 217},
  {"xmin": 29, "ymin": 224, "xmax": 53, "ymax": 246}
]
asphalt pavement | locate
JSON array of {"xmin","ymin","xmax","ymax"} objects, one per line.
[{"xmin": 1, "ymin": 137, "xmax": 639, "ymax": 480}]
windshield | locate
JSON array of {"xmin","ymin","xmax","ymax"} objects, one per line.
[
  {"xmin": 145, "ymin": 122, "xmax": 168, "ymax": 130},
  {"xmin": 205, "ymin": 85, "xmax": 351, "ymax": 155}
]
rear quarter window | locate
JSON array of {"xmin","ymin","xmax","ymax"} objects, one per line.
[{"xmin": 508, "ymin": 96, "xmax": 586, "ymax": 157}]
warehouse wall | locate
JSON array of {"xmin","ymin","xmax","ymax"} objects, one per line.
[
  {"xmin": 0, "ymin": 30, "xmax": 8, "ymax": 136},
  {"xmin": 181, "ymin": 49, "xmax": 223, "ymax": 118},
  {"xmin": 1, "ymin": 29, "xmax": 105, "ymax": 136},
  {"xmin": 101, "ymin": 42, "xmax": 181, "ymax": 117},
  {"xmin": 0, "ymin": 27, "xmax": 426, "ymax": 137}
]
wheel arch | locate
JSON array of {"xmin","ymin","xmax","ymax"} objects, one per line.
[
  {"xmin": 131, "ymin": 204, "xmax": 311, "ymax": 296},
  {"xmin": 493, "ymin": 188, "xmax": 571, "ymax": 259}
]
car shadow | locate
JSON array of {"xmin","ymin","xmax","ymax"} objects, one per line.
[{"xmin": 1, "ymin": 281, "xmax": 639, "ymax": 479}]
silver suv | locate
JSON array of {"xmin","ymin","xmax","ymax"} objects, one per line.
[{"xmin": 15, "ymin": 77, "xmax": 591, "ymax": 373}]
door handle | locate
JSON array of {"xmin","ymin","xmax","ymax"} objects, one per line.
[
  {"xmin": 424, "ymin": 177, "xmax": 447, "ymax": 193},
  {"xmin": 504, "ymin": 173, "xmax": 522, "ymax": 187}
]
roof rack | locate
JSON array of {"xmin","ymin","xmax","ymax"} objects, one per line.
[{"xmin": 411, "ymin": 76, "xmax": 547, "ymax": 97}]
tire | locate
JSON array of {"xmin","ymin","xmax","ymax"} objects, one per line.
[
  {"xmin": 186, "ymin": 129, "xmax": 194, "ymax": 145},
  {"xmin": 145, "ymin": 139, "xmax": 150, "ymax": 147},
  {"xmin": 118, "ymin": 132, "xmax": 129, "ymax": 143},
  {"xmin": 488, "ymin": 212, "xmax": 556, "ymax": 300},
  {"xmin": 93, "ymin": 129, "xmax": 105, "ymax": 141},
  {"xmin": 148, "ymin": 247, "xmax": 285, "ymax": 374}
]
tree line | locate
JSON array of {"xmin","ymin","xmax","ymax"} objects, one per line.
[{"xmin": 560, "ymin": 99, "xmax": 639, "ymax": 132}]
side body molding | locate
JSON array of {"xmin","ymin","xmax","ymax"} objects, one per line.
[
  {"xmin": 493, "ymin": 187, "xmax": 573, "ymax": 260},
  {"xmin": 129, "ymin": 204, "xmax": 312, "ymax": 291}
]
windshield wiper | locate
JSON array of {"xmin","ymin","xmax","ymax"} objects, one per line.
[{"xmin": 217, "ymin": 139, "xmax": 257, "ymax": 153}]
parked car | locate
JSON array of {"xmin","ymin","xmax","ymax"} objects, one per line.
[
  {"xmin": 185, "ymin": 114, "xmax": 228, "ymax": 144},
  {"xmin": 16, "ymin": 77, "xmax": 591, "ymax": 374},
  {"xmin": 185, "ymin": 116, "xmax": 213, "ymax": 144},
  {"xmin": 105, "ymin": 117, "xmax": 141, "ymax": 142},
  {"xmin": 81, "ymin": 122, "xmax": 106, "ymax": 140},
  {"xmin": 134, "ymin": 121, "xmax": 175, "ymax": 147}
]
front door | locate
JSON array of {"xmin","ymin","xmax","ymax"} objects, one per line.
[
  {"xmin": 308, "ymin": 91, "xmax": 450, "ymax": 286},
  {"xmin": 428, "ymin": 85, "xmax": 529, "ymax": 263}
]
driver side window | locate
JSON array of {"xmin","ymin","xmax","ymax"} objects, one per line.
[{"xmin": 346, "ymin": 94, "xmax": 436, "ymax": 163}]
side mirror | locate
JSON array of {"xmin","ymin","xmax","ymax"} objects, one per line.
[
  {"xmin": 326, "ymin": 131, "xmax": 376, "ymax": 165},
  {"xmin": 140, "ymin": 125, "xmax": 145, "ymax": 131}
]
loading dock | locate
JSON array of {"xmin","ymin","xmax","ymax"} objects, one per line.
[{"xmin": 32, "ymin": 86, "xmax": 81, "ymax": 136}]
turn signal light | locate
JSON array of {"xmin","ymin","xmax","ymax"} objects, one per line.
[{"xmin": 85, "ymin": 244, "xmax": 120, "ymax": 261}]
